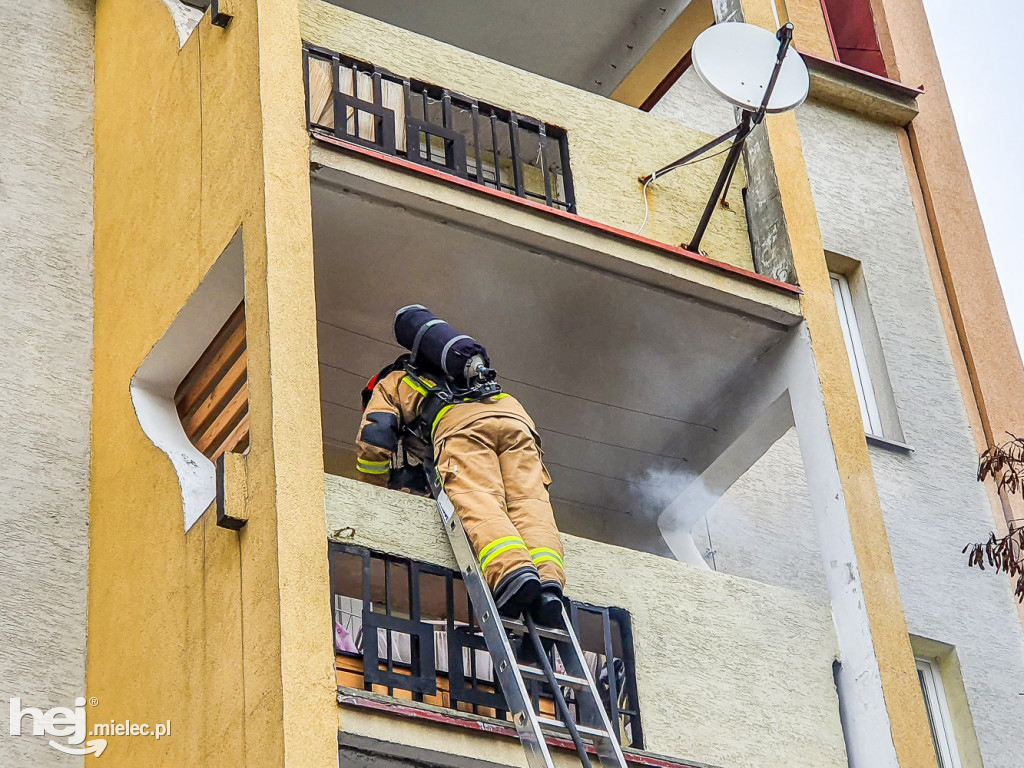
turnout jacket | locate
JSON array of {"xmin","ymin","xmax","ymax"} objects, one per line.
[{"xmin": 356, "ymin": 369, "xmax": 537, "ymax": 480}]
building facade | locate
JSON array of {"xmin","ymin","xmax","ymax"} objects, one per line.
[{"xmin": 2, "ymin": 0, "xmax": 1023, "ymax": 766}]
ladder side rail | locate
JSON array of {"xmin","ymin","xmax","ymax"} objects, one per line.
[
  {"xmin": 524, "ymin": 616, "xmax": 594, "ymax": 768},
  {"xmin": 434, "ymin": 487, "xmax": 556, "ymax": 768},
  {"xmin": 554, "ymin": 605, "xmax": 630, "ymax": 768}
]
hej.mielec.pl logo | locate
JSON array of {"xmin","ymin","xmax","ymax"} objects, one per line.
[
  {"xmin": 9, "ymin": 697, "xmax": 106, "ymax": 757},
  {"xmin": 11, "ymin": 696, "xmax": 174, "ymax": 757},
  {"xmin": 9, "ymin": 696, "xmax": 171, "ymax": 758}
]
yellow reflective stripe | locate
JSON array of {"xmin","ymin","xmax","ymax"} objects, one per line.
[
  {"xmin": 480, "ymin": 541, "xmax": 529, "ymax": 571},
  {"xmin": 431, "ymin": 404, "xmax": 454, "ymax": 436},
  {"xmin": 428, "ymin": 394, "xmax": 511, "ymax": 436},
  {"xmin": 357, "ymin": 458, "xmax": 390, "ymax": 475},
  {"xmin": 529, "ymin": 547, "xmax": 563, "ymax": 568},
  {"xmin": 478, "ymin": 536, "xmax": 526, "ymax": 563},
  {"xmin": 532, "ymin": 555, "xmax": 563, "ymax": 568},
  {"xmin": 402, "ymin": 376, "xmax": 428, "ymax": 396}
]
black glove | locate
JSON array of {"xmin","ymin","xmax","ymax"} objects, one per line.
[{"xmin": 387, "ymin": 465, "xmax": 431, "ymax": 497}]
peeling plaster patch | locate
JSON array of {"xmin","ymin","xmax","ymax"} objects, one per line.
[
  {"xmin": 159, "ymin": 0, "xmax": 203, "ymax": 48},
  {"xmin": 130, "ymin": 230, "xmax": 243, "ymax": 531}
]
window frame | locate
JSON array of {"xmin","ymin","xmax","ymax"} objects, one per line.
[
  {"xmin": 830, "ymin": 271, "xmax": 885, "ymax": 437},
  {"xmin": 916, "ymin": 657, "xmax": 962, "ymax": 768}
]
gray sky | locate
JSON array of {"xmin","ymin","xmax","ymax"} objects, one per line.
[{"xmin": 922, "ymin": 0, "xmax": 1024, "ymax": 350}]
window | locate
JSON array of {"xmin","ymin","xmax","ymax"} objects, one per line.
[
  {"xmin": 916, "ymin": 658, "xmax": 962, "ymax": 768},
  {"xmin": 329, "ymin": 541, "xmax": 644, "ymax": 749},
  {"xmin": 174, "ymin": 300, "xmax": 250, "ymax": 462},
  {"xmin": 830, "ymin": 272, "xmax": 883, "ymax": 436}
]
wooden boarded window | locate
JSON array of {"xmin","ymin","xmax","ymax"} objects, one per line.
[{"xmin": 175, "ymin": 301, "xmax": 250, "ymax": 461}]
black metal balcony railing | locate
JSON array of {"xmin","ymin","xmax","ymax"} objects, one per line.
[
  {"xmin": 303, "ymin": 45, "xmax": 577, "ymax": 213},
  {"xmin": 329, "ymin": 541, "xmax": 643, "ymax": 749}
]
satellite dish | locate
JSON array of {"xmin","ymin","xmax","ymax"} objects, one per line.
[
  {"xmin": 639, "ymin": 22, "xmax": 806, "ymax": 252},
  {"xmin": 692, "ymin": 22, "xmax": 809, "ymax": 113}
]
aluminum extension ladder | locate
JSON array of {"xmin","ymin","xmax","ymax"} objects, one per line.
[{"xmin": 428, "ymin": 472, "xmax": 629, "ymax": 768}]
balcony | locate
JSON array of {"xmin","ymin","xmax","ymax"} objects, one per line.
[
  {"xmin": 325, "ymin": 476, "xmax": 848, "ymax": 768},
  {"xmin": 303, "ymin": 129, "xmax": 855, "ymax": 762},
  {"xmin": 329, "ymin": 539, "xmax": 645, "ymax": 749},
  {"xmin": 300, "ymin": 0, "xmax": 795, "ymax": 285},
  {"xmin": 305, "ymin": 47, "xmax": 577, "ymax": 213}
]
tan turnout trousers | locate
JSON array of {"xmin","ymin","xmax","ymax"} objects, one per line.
[
  {"xmin": 436, "ymin": 416, "xmax": 564, "ymax": 593},
  {"xmin": 357, "ymin": 370, "xmax": 564, "ymax": 594}
]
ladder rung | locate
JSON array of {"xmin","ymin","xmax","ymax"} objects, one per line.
[
  {"xmin": 518, "ymin": 664, "xmax": 588, "ymax": 689},
  {"xmin": 536, "ymin": 715, "xmax": 610, "ymax": 740},
  {"xmin": 502, "ymin": 617, "xmax": 571, "ymax": 641}
]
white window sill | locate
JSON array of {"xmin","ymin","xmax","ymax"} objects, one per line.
[{"xmin": 866, "ymin": 433, "xmax": 914, "ymax": 454}]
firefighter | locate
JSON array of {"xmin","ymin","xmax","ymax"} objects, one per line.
[{"xmin": 355, "ymin": 306, "xmax": 565, "ymax": 626}]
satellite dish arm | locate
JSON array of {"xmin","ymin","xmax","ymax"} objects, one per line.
[
  {"xmin": 686, "ymin": 110, "xmax": 753, "ymax": 253},
  {"xmin": 639, "ymin": 122, "xmax": 747, "ymax": 184},
  {"xmin": 752, "ymin": 22, "xmax": 794, "ymax": 125},
  {"xmin": 639, "ymin": 22, "xmax": 795, "ymax": 185}
]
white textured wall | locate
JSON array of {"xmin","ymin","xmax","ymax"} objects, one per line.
[
  {"xmin": 796, "ymin": 101, "xmax": 1024, "ymax": 768},
  {"xmin": 691, "ymin": 427, "xmax": 829, "ymax": 601},
  {"xmin": 0, "ymin": 0, "xmax": 94, "ymax": 765},
  {"xmin": 653, "ymin": 80, "xmax": 1024, "ymax": 765},
  {"xmin": 649, "ymin": 67, "xmax": 737, "ymax": 137},
  {"xmin": 652, "ymin": 78, "xmax": 833, "ymax": 601},
  {"xmin": 326, "ymin": 475, "xmax": 848, "ymax": 768}
]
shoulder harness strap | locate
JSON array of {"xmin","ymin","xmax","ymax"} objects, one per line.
[{"xmin": 402, "ymin": 363, "xmax": 503, "ymax": 442}]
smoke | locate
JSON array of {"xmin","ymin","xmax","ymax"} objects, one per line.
[
  {"xmin": 628, "ymin": 467, "xmax": 715, "ymax": 528},
  {"xmin": 626, "ymin": 465, "xmax": 735, "ymax": 570},
  {"xmin": 630, "ymin": 466, "xmax": 698, "ymax": 520}
]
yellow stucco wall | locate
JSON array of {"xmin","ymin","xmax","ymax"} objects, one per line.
[
  {"xmin": 736, "ymin": 2, "xmax": 939, "ymax": 766},
  {"xmin": 300, "ymin": 0, "xmax": 755, "ymax": 272},
  {"xmin": 91, "ymin": 0, "xmax": 335, "ymax": 765},
  {"xmin": 779, "ymin": 0, "xmax": 836, "ymax": 59},
  {"xmin": 610, "ymin": 0, "xmax": 716, "ymax": 109}
]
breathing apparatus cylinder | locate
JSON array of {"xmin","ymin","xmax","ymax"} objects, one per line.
[{"xmin": 393, "ymin": 305, "xmax": 495, "ymax": 389}]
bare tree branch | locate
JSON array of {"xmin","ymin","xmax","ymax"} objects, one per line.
[{"xmin": 966, "ymin": 434, "xmax": 1024, "ymax": 602}]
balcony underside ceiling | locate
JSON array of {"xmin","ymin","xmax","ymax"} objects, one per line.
[
  {"xmin": 321, "ymin": 0, "xmax": 691, "ymax": 96},
  {"xmin": 312, "ymin": 175, "xmax": 796, "ymax": 531}
]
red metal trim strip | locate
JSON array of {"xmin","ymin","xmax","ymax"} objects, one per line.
[
  {"xmin": 337, "ymin": 691, "xmax": 708, "ymax": 768},
  {"xmin": 311, "ymin": 132, "xmax": 802, "ymax": 297}
]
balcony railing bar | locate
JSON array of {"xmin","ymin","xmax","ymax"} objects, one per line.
[
  {"xmin": 303, "ymin": 44, "xmax": 576, "ymax": 213},
  {"xmin": 329, "ymin": 540, "xmax": 643, "ymax": 747}
]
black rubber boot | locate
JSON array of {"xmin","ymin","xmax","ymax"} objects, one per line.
[
  {"xmin": 530, "ymin": 584, "xmax": 565, "ymax": 627},
  {"xmin": 496, "ymin": 574, "xmax": 542, "ymax": 620}
]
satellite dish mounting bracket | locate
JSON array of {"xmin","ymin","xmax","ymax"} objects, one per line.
[{"xmin": 639, "ymin": 23, "xmax": 796, "ymax": 254}]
